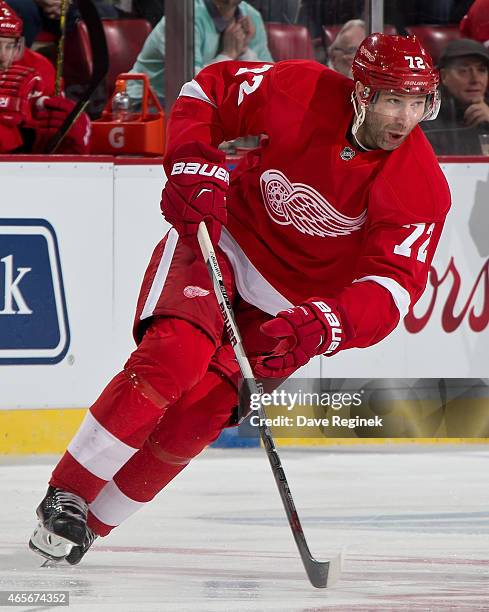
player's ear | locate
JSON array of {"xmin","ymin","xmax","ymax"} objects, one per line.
[{"xmin": 354, "ymin": 81, "xmax": 369, "ymax": 108}]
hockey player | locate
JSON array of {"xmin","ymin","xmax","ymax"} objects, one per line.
[
  {"xmin": 0, "ymin": 1, "xmax": 89, "ymax": 154},
  {"xmin": 29, "ymin": 33, "xmax": 450, "ymax": 564}
]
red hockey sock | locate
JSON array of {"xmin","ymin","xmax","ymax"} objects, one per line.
[
  {"xmin": 86, "ymin": 370, "xmax": 237, "ymax": 535},
  {"xmin": 50, "ymin": 317, "xmax": 216, "ymax": 503}
]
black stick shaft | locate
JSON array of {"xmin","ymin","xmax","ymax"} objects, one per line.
[{"xmin": 197, "ymin": 222, "xmax": 336, "ymax": 588}]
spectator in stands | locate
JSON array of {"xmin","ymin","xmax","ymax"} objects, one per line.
[
  {"xmin": 126, "ymin": 0, "xmax": 273, "ymax": 107},
  {"xmin": 422, "ymin": 39, "xmax": 489, "ymax": 155},
  {"xmin": 328, "ymin": 19, "xmax": 365, "ymax": 78},
  {"xmin": 0, "ymin": 1, "xmax": 90, "ymax": 153},
  {"xmin": 460, "ymin": 0, "xmax": 489, "ymax": 48},
  {"xmin": 5, "ymin": 0, "xmax": 117, "ymax": 48}
]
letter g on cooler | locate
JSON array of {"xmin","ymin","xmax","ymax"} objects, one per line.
[
  {"xmin": 0, "ymin": 219, "xmax": 70, "ymax": 364},
  {"xmin": 108, "ymin": 126, "xmax": 125, "ymax": 149}
]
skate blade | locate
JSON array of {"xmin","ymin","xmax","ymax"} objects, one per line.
[
  {"xmin": 40, "ymin": 558, "xmax": 64, "ymax": 568},
  {"xmin": 29, "ymin": 522, "xmax": 73, "ymax": 563}
]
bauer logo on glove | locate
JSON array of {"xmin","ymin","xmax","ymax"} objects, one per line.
[
  {"xmin": 311, "ymin": 300, "xmax": 343, "ymax": 354},
  {"xmin": 255, "ymin": 298, "xmax": 347, "ymax": 378},
  {"xmin": 171, "ymin": 161, "xmax": 230, "ymax": 185},
  {"xmin": 161, "ymin": 141, "xmax": 229, "ymax": 246}
]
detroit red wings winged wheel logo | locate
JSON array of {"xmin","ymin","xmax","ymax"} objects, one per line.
[
  {"xmin": 183, "ymin": 286, "xmax": 210, "ymax": 298},
  {"xmin": 260, "ymin": 169, "xmax": 367, "ymax": 237}
]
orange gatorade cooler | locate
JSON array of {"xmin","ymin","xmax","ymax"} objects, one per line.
[{"xmin": 91, "ymin": 73, "xmax": 165, "ymax": 155}]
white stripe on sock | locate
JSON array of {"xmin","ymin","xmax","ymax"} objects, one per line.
[
  {"xmin": 89, "ymin": 480, "xmax": 146, "ymax": 527},
  {"xmin": 68, "ymin": 411, "xmax": 138, "ymax": 481}
]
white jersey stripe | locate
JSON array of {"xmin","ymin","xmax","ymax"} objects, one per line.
[
  {"xmin": 89, "ymin": 480, "xmax": 145, "ymax": 527},
  {"xmin": 68, "ymin": 411, "xmax": 138, "ymax": 481},
  {"xmin": 218, "ymin": 228, "xmax": 293, "ymax": 316},
  {"xmin": 354, "ymin": 275, "xmax": 411, "ymax": 320},
  {"xmin": 140, "ymin": 227, "xmax": 179, "ymax": 321},
  {"xmin": 179, "ymin": 79, "xmax": 216, "ymax": 107}
]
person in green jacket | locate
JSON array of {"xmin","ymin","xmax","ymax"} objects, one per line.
[{"xmin": 127, "ymin": 0, "xmax": 273, "ymax": 105}]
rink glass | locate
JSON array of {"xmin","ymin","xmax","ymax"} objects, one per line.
[{"xmin": 479, "ymin": 134, "xmax": 489, "ymax": 156}]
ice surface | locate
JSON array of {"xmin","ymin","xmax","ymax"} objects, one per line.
[{"xmin": 0, "ymin": 447, "xmax": 488, "ymax": 611}]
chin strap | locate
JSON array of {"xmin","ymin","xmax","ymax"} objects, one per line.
[
  {"xmin": 352, "ymin": 130, "xmax": 374, "ymax": 152},
  {"xmin": 350, "ymin": 91, "xmax": 374, "ymax": 151},
  {"xmin": 351, "ymin": 90, "xmax": 366, "ymax": 137}
]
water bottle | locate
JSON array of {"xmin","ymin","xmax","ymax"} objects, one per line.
[{"xmin": 111, "ymin": 80, "xmax": 131, "ymax": 122}]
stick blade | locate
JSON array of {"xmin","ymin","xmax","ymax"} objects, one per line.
[{"xmin": 306, "ymin": 552, "xmax": 342, "ymax": 588}]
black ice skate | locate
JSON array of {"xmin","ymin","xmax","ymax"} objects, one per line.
[
  {"xmin": 65, "ymin": 526, "xmax": 97, "ymax": 565},
  {"xmin": 29, "ymin": 486, "xmax": 89, "ymax": 562}
]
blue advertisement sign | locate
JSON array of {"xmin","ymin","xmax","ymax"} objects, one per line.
[{"xmin": 0, "ymin": 219, "xmax": 70, "ymax": 364}]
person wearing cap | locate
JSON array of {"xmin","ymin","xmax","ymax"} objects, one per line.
[
  {"xmin": 422, "ymin": 38, "xmax": 489, "ymax": 155},
  {"xmin": 28, "ymin": 33, "xmax": 451, "ymax": 566},
  {"xmin": 0, "ymin": 1, "xmax": 90, "ymax": 153}
]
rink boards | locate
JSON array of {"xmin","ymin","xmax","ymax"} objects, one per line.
[{"xmin": 0, "ymin": 156, "xmax": 488, "ymax": 453}]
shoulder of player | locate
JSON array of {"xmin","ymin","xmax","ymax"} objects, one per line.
[
  {"xmin": 373, "ymin": 127, "xmax": 451, "ymax": 222},
  {"xmin": 18, "ymin": 49, "xmax": 56, "ymax": 94},
  {"xmin": 270, "ymin": 61, "xmax": 351, "ymax": 107}
]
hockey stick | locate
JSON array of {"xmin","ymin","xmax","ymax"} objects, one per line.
[
  {"xmin": 197, "ymin": 222, "xmax": 341, "ymax": 588},
  {"xmin": 55, "ymin": 0, "xmax": 69, "ymax": 95},
  {"xmin": 45, "ymin": 0, "xmax": 109, "ymax": 153}
]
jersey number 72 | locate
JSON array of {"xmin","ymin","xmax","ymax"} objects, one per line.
[
  {"xmin": 235, "ymin": 64, "xmax": 273, "ymax": 106},
  {"xmin": 394, "ymin": 222, "xmax": 435, "ymax": 263}
]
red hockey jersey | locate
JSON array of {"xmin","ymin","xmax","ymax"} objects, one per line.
[
  {"xmin": 18, "ymin": 48, "xmax": 56, "ymax": 96},
  {"xmin": 0, "ymin": 49, "xmax": 56, "ymax": 153},
  {"xmin": 164, "ymin": 60, "xmax": 451, "ymax": 352}
]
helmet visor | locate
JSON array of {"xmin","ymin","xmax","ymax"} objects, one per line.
[
  {"xmin": 0, "ymin": 35, "xmax": 24, "ymax": 68},
  {"xmin": 365, "ymin": 89, "xmax": 440, "ymax": 122}
]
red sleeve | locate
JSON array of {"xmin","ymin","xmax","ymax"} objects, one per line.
[
  {"xmin": 164, "ymin": 60, "xmax": 275, "ymax": 170},
  {"xmin": 332, "ymin": 136, "xmax": 451, "ymax": 351},
  {"xmin": 18, "ymin": 49, "xmax": 56, "ymax": 96}
]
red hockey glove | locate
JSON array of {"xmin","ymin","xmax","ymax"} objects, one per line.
[
  {"xmin": 254, "ymin": 299, "xmax": 346, "ymax": 378},
  {"xmin": 0, "ymin": 122, "xmax": 23, "ymax": 152},
  {"xmin": 0, "ymin": 65, "xmax": 43, "ymax": 127},
  {"xmin": 161, "ymin": 142, "xmax": 228, "ymax": 246},
  {"xmin": 32, "ymin": 95, "xmax": 91, "ymax": 154}
]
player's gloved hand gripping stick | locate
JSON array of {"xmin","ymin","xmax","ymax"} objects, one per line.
[
  {"xmin": 197, "ymin": 221, "xmax": 341, "ymax": 588},
  {"xmin": 162, "ymin": 142, "xmax": 228, "ymax": 247},
  {"xmin": 255, "ymin": 299, "xmax": 346, "ymax": 378}
]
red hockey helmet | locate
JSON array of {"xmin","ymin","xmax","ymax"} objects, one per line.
[
  {"xmin": 352, "ymin": 33, "xmax": 440, "ymax": 121},
  {"xmin": 0, "ymin": 1, "xmax": 22, "ymax": 39}
]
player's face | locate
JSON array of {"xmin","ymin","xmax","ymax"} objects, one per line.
[
  {"xmin": 441, "ymin": 57, "xmax": 488, "ymax": 106},
  {"xmin": 0, "ymin": 36, "xmax": 18, "ymax": 70},
  {"xmin": 360, "ymin": 91, "xmax": 427, "ymax": 150}
]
